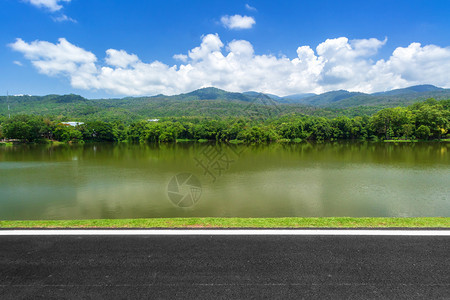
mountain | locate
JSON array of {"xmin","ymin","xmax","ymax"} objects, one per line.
[
  {"xmin": 1, "ymin": 85, "xmax": 449, "ymax": 122},
  {"xmin": 372, "ymin": 84, "xmax": 444, "ymax": 96},
  {"xmin": 293, "ymin": 90, "xmax": 371, "ymax": 106},
  {"xmin": 0, "ymin": 94, "xmax": 99, "ymax": 119},
  {"xmin": 244, "ymin": 91, "xmax": 317, "ymax": 103},
  {"xmin": 172, "ymin": 87, "xmax": 253, "ymax": 102},
  {"xmin": 243, "ymin": 91, "xmax": 283, "ymax": 101},
  {"xmin": 292, "ymin": 85, "xmax": 450, "ymax": 108},
  {"xmin": 100, "ymin": 85, "xmax": 449, "ymax": 109}
]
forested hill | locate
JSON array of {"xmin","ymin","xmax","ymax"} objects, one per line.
[
  {"xmin": 1, "ymin": 85, "xmax": 449, "ymax": 122},
  {"xmin": 288, "ymin": 85, "xmax": 450, "ymax": 108}
]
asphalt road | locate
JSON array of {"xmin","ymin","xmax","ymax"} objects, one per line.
[{"xmin": 0, "ymin": 234, "xmax": 449, "ymax": 299}]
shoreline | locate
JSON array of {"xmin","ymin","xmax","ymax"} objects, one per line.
[
  {"xmin": 0, "ymin": 217, "xmax": 448, "ymax": 228},
  {"xmin": 1, "ymin": 139, "xmax": 449, "ymax": 146}
]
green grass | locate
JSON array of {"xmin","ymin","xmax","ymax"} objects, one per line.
[
  {"xmin": 0, "ymin": 217, "xmax": 448, "ymax": 228},
  {"xmin": 228, "ymin": 139, "xmax": 244, "ymax": 144},
  {"xmin": 383, "ymin": 138, "xmax": 450, "ymax": 143},
  {"xmin": 384, "ymin": 139, "xmax": 418, "ymax": 143}
]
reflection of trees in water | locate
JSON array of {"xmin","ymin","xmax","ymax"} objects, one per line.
[
  {"xmin": 1, "ymin": 142, "xmax": 448, "ymax": 168},
  {"xmin": 1, "ymin": 141, "xmax": 448, "ymax": 219}
]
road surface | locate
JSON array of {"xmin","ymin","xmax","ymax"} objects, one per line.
[{"xmin": 0, "ymin": 230, "xmax": 449, "ymax": 299}]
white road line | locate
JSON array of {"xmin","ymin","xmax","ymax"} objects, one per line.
[{"xmin": 0, "ymin": 229, "xmax": 449, "ymax": 236}]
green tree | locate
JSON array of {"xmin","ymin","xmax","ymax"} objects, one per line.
[
  {"xmin": 415, "ymin": 125, "xmax": 431, "ymax": 140},
  {"xmin": 237, "ymin": 126, "xmax": 279, "ymax": 143},
  {"xmin": 304, "ymin": 117, "xmax": 332, "ymax": 141},
  {"xmin": 112, "ymin": 121, "xmax": 128, "ymax": 142},
  {"xmin": 332, "ymin": 116, "xmax": 353, "ymax": 139},
  {"xmin": 3, "ymin": 115, "xmax": 45, "ymax": 142},
  {"xmin": 128, "ymin": 121, "xmax": 149, "ymax": 143},
  {"xmin": 82, "ymin": 121, "xmax": 116, "ymax": 142},
  {"xmin": 53, "ymin": 124, "xmax": 83, "ymax": 142},
  {"xmin": 369, "ymin": 108, "xmax": 412, "ymax": 139},
  {"xmin": 276, "ymin": 120, "xmax": 305, "ymax": 139},
  {"xmin": 413, "ymin": 104, "xmax": 449, "ymax": 139}
]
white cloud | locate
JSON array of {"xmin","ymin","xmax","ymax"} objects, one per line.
[
  {"xmin": 221, "ymin": 15, "xmax": 255, "ymax": 30},
  {"xmin": 25, "ymin": 0, "xmax": 71, "ymax": 12},
  {"xmin": 9, "ymin": 38, "xmax": 97, "ymax": 90},
  {"xmin": 188, "ymin": 33, "xmax": 224, "ymax": 60},
  {"xmin": 245, "ymin": 4, "xmax": 257, "ymax": 11},
  {"xmin": 227, "ymin": 40, "xmax": 254, "ymax": 58},
  {"xmin": 52, "ymin": 14, "xmax": 76, "ymax": 23},
  {"xmin": 9, "ymin": 35, "xmax": 450, "ymax": 96},
  {"xmin": 105, "ymin": 49, "xmax": 139, "ymax": 68},
  {"xmin": 13, "ymin": 60, "xmax": 23, "ymax": 66},
  {"xmin": 173, "ymin": 54, "xmax": 188, "ymax": 62}
]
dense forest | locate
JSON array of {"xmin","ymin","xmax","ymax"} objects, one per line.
[
  {"xmin": 0, "ymin": 93, "xmax": 401, "ymax": 122},
  {"xmin": 2, "ymin": 85, "xmax": 450, "ymax": 123},
  {"xmin": 1, "ymin": 99, "xmax": 448, "ymax": 143}
]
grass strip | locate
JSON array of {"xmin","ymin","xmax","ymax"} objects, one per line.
[{"xmin": 0, "ymin": 217, "xmax": 449, "ymax": 228}]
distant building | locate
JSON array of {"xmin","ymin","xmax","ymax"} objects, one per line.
[
  {"xmin": 147, "ymin": 119, "xmax": 159, "ymax": 122},
  {"xmin": 61, "ymin": 122, "xmax": 84, "ymax": 127}
]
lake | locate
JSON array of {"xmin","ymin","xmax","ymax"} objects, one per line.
[{"xmin": 0, "ymin": 142, "xmax": 449, "ymax": 220}]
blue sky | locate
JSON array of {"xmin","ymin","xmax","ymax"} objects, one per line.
[{"xmin": 1, "ymin": 0, "xmax": 450, "ymax": 98}]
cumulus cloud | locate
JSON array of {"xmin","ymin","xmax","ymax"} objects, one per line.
[
  {"xmin": 105, "ymin": 49, "xmax": 139, "ymax": 68},
  {"xmin": 173, "ymin": 54, "xmax": 188, "ymax": 62},
  {"xmin": 221, "ymin": 15, "xmax": 255, "ymax": 30},
  {"xmin": 9, "ymin": 38, "xmax": 97, "ymax": 90},
  {"xmin": 25, "ymin": 0, "xmax": 71, "ymax": 12},
  {"xmin": 13, "ymin": 60, "xmax": 23, "ymax": 66},
  {"xmin": 188, "ymin": 33, "xmax": 224, "ymax": 60},
  {"xmin": 9, "ymin": 34, "xmax": 450, "ymax": 96}
]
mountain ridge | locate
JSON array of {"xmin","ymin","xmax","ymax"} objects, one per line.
[
  {"xmin": 1, "ymin": 85, "xmax": 449, "ymax": 121},
  {"xmin": 166, "ymin": 84, "xmax": 449, "ymax": 107}
]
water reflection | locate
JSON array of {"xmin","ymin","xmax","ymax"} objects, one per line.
[{"xmin": 0, "ymin": 142, "xmax": 448, "ymax": 219}]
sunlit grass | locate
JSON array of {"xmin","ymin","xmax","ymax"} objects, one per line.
[{"xmin": 0, "ymin": 217, "xmax": 448, "ymax": 228}]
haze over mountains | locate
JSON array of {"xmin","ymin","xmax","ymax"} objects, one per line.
[{"xmin": 1, "ymin": 84, "xmax": 449, "ymax": 121}]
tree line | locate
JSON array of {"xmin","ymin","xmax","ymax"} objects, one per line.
[{"xmin": 1, "ymin": 99, "xmax": 448, "ymax": 143}]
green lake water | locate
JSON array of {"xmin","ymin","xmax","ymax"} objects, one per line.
[{"xmin": 0, "ymin": 142, "xmax": 449, "ymax": 220}]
